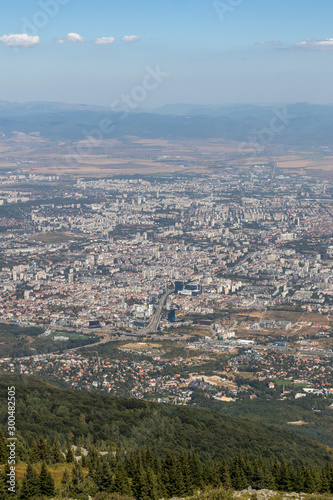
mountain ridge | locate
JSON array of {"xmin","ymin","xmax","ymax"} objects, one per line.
[{"xmin": 0, "ymin": 374, "xmax": 332, "ymax": 468}]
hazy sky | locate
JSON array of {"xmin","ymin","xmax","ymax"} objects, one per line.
[{"xmin": 1, "ymin": 0, "xmax": 333, "ymax": 107}]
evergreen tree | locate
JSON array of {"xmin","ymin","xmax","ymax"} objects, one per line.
[
  {"xmin": 320, "ymin": 464, "xmax": 333, "ymax": 494},
  {"xmin": 125, "ymin": 451, "xmax": 139, "ymax": 480},
  {"xmin": 230, "ymin": 458, "xmax": 248, "ymax": 490},
  {"xmin": 178, "ymin": 451, "xmax": 193, "ymax": 494},
  {"xmin": 209, "ymin": 461, "xmax": 222, "ymax": 489},
  {"xmin": 250, "ymin": 459, "xmax": 262, "ymax": 489},
  {"xmin": 72, "ymin": 460, "xmax": 84, "ymax": 486},
  {"xmin": 99, "ymin": 460, "xmax": 113, "ymax": 492},
  {"xmin": 39, "ymin": 461, "xmax": 55, "ymax": 497},
  {"xmin": 61, "ymin": 469, "xmax": 70, "ymax": 498},
  {"xmin": 260, "ymin": 456, "xmax": 275, "ymax": 490},
  {"xmin": 172, "ymin": 458, "xmax": 186, "ymax": 498},
  {"xmin": 81, "ymin": 454, "xmax": 87, "ymax": 467},
  {"xmin": 20, "ymin": 463, "xmax": 40, "ymax": 499},
  {"xmin": 303, "ymin": 467, "xmax": 316, "ymax": 493},
  {"xmin": 29, "ymin": 437, "xmax": 51, "ymax": 464},
  {"xmin": 202, "ymin": 460, "xmax": 212, "ymax": 486},
  {"xmin": 112, "ymin": 461, "xmax": 132, "ymax": 496},
  {"xmin": 319, "ymin": 469, "xmax": 331, "ymax": 494},
  {"xmin": 131, "ymin": 465, "xmax": 150, "ymax": 500},
  {"xmin": 294, "ymin": 463, "xmax": 306, "ymax": 493},
  {"xmin": 251, "ymin": 456, "xmax": 275, "ymax": 490},
  {"xmin": 277, "ymin": 460, "xmax": 295, "ymax": 492},
  {"xmin": 188, "ymin": 451, "xmax": 203, "ymax": 489},
  {"xmin": 70, "ymin": 461, "xmax": 87, "ymax": 497},
  {"xmin": 92, "ymin": 460, "xmax": 104, "ymax": 491},
  {"xmin": 146, "ymin": 467, "xmax": 160, "ymax": 500},
  {"xmin": 87, "ymin": 445, "xmax": 100, "ymax": 470},
  {"xmin": 51, "ymin": 440, "xmax": 64, "ymax": 463},
  {"xmin": 220, "ymin": 460, "xmax": 232, "ymax": 490},
  {"xmin": 271, "ymin": 457, "xmax": 281, "ymax": 485},
  {"xmin": 16, "ymin": 435, "xmax": 29, "ymax": 463},
  {"xmin": 89, "ymin": 453, "xmax": 103, "ymax": 487},
  {"xmin": 66, "ymin": 445, "xmax": 75, "ymax": 463},
  {"xmin": 241, "ymin": 451, "xmax": 253, "ymax": 484},
  {"xmin": 143, "ymin": 446, "xmax": 154, "ymax": 470},
  {"xmin": 162, "ymin": 451, "xmax": 186, "ymax": 498}
]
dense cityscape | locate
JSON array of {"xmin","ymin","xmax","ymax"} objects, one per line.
[{"xmin": 0, "ymin": 166, "xmax": 332, "ymax": 412}]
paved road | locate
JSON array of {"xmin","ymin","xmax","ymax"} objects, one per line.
[{"xmin": 139, "ymin": 290, "xmax": 173, "ymax": 334}]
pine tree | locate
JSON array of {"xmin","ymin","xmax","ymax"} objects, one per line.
[
  {"xmin": 202, "ymin": 460, "xmax": 212, "ymax": 486},
  {"xmin": 143, "ymin": 446, "xmax": 154, "ymax": 469},
  {"xmin": 16, "ymin": 435, "xmax": 29, "ymax": 463},
  {"xmin": 125, "ymin": 451, "xmax": 139, "ymax": 480},
  {"xmin": 87, "ymin": 445, "xmax": 100, "ymax": 470},
  {"xmin": 294, "ymin": 463, "xmax": 306, "ymax": 493},
  {"xmin": 319, "ymin": 469, "xmax": 331, "ymax": 493},
  {"xmin": 178, "ymin": 451, "xmax": 193, "ymax": 494},
  {"xmin": 251, "ymin": 456, "xmax": 275, "ymax": 490},
  {"xmin": 81, "ymin": 453, "xmax": 87, "ymax": 467},
  {"xmin": 146, "ymin": 467, "xmax": 160, "ymax": 500},
  {"xmin": 151, "ymin": 452, "xmax": 166, "ymax": 499},
  {"xmin": 89, "ymin": 453, "xmax": 103, "ymax": 487},
  {"xmin": 39, "ymin": 461, "xmax": 55, "ymax": 497},
  {"xmin": 189, "ymin": 451, "xmax": 203, "ymax": 490},
  {"xmin": 91, "ymin": 459, "xmax": 104, "ymax": 490},
  {"xmin": 230, "ymin": 459, "xmax": 248, "ymax": 490},
  {"xmin": 277, "ymin": 460, "xmax": 295, "ymax": 492},
  {"xmin": 262, "ymin": 456, "xmax": 275, "ymax": 489},
  {"xmin": 51, "ymin": 440, "xmax": 64, "ymax": 463},
  {"xmin": 20, "ymin": 463, "xmax": 40, "ymax": 499},
  {"xmin": 249, "ymin": 459, "xmax": 262, "ymax": 489},
  {"xmin": 210, "ymin": 461, "xmax": 223, "ymax": 489},
  {"xmin": 173, "ymin": 458, "xmax": 186, "ymax": 498},
  {"xmin": 112, "ymin": 462, "xmax": 132, "ymax": 496},
  {"xmin": 61, "ymin": 468, "xmax": 70, "ymax": 497},
  {"xmin": 66, "ymin": 445, "xmax": 75, "ymax": 463},
  {"xmin": 99, "ymin": 460, "xmax": 113, "ymax": 492},
  {"xmin": 162, "ymin": 451, "xmax": 183, "ymax": 498},
  {"xmin": 320, "ymin": 464, "xmax": 333, "ymax": 494},
  {"xmin": 241, "ymin": 451, "xmax": 253, "ymax": 484},
  {"xmin": 29, "ymin": 437, "xmax": 51, "ymax": 464},
  {"xmin": 72, "ymin": 460, "xmax": 84, "ymax": 486},
  {"xmin": 70, "ymin": 461, "xmax": 87, "ymax": 497},
  {"xmin": 220, "ymin": 460, "xmax": 232, "ymax": 490},
  {"xmin": 303, "ymin": 467, "xmax": 316, "ymax": 494},
  {"xmin": 131, "ymin": 464, "xmax": 150, "ymax": 500},
  {"xmin": 271, "ymin": 457, "xmax": 281, "ymax": 485}
]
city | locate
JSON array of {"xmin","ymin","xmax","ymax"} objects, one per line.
[{"xmin": 0, "ymin": 167, "xmax": 332, "ymax": 419}]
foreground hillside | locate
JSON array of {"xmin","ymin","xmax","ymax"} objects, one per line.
[
  {"xmin": 1, "ymin": 454, "xmax": 333, "ymax": 499},
  {"xmin": 0, "ymin": 375, "xmax": 332, "ymax": 467}
]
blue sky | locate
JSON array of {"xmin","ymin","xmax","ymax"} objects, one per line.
[{"xmin": 1, "ymin": 0, "xmax": 333, "ymax": 106}]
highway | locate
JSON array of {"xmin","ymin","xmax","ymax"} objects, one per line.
[{"xmin": 139, "ymin": 290, "xmax": 173, "ymax": 335}]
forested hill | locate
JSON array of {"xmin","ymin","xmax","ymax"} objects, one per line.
[
  {"xmin": 2, "ymin": 101, "xmax": 333, "ymax": 146},
  {"xmin": 0, "ymin": 375, "xmax": 332, "ymax": 468}
]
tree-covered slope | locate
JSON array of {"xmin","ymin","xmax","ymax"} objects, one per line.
[{"xmin": 0, "ymin": 375, "xmax": 332, "ymax": 467}]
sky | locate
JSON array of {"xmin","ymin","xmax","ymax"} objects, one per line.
[{"xmin": 1, "ymin": 0, "xmax": 333, "ymax": 107}]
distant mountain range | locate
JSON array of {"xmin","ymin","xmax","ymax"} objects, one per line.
[{"xmin": 1, "ymin": 101, "xmax": 333, "ymax": 147}]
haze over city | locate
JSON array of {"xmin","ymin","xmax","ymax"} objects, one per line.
[{"xmin": 1, "ymin": 0, "xmax": 333, "ymax": 106}]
